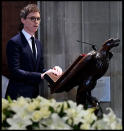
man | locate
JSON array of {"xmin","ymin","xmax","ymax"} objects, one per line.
[{"xmin": 5, "ymin": 4, "xmax": 62, "ymax": 100}]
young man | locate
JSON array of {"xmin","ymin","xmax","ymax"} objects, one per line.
[{"xmin": 5, "ymin": 4, "xmax": 62, "ymax": 100}]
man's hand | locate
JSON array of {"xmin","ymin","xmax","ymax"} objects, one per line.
[
  {"xmin": 41, "ymin": 66, "xmax": 63, "ymax": 79},
  {"xmin": 52, "ymin": 66, "xmax": 63, "ymax": 76}
]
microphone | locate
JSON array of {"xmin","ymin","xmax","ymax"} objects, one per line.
[{"xmin": 77, "ymin": 40, "xmax": 97, "ymax": 51}]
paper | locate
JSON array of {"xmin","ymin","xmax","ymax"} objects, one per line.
[{"xmin": 92, "ymin": 76, "xmax": 110, "ymax": 102}]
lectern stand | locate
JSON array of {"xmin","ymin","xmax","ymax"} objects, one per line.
[
  {"xmin": 44, "ymin": 38, "xmax": 120, "ymax": 118},
  {"xmin": 44, "ymin": 54, "xmax": 85, "ymax": 94}
]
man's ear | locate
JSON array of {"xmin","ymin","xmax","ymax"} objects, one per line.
[{"xmin": 21, "ymin": 18, "xmax": 25, "ymax": 24}]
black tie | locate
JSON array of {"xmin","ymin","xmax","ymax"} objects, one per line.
[{"xmin": 31, "ymin": 37, "xmax": 36, "ymax": 60}]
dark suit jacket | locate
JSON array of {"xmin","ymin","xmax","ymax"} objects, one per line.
[{"xmin": 5, "ymin": 32, "xmax": 46, "ymax": 100}]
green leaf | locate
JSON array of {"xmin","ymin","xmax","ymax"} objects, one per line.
[
  {"xmin": 49, "ymin": 106, "xmax": 55, "ymax": 113},
  {"xmin": 2, "ymin": 120, "xmax": 10, "ymax": 128},
  {"xmin": 7, "ymin": 96, "xmax": 13, "ymax": 103},
  {"xmin": 66, "ymin": 101, "xmax": 71, "ymax": 108},
  {"xmin": 3, "ymin": 109, "xmax": 15, "ymax": 118},
  {"xmin": 58, "ymin": 104, "xmax": 66, "ymax": 117}
]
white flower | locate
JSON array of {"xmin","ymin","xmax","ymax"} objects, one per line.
[
  {"xmin": 2, "ymin": 98, "xmax": 9, "ymax": 111},
  {"xmin": 91, "ymin": 107, "xmax": 122, "ymax": 129},
  {"xmin": 39, "ymin": 113, "xmax": 72, "ymax": 129},
  {"xmin": 31, "ymin": 107, "xmax": 51, "ymax": 122},
  {"xmin": 2, "ymin": 96, "xmax": 122, "ymax": 130},
  {"xmin": 7, "ymin": 114, "xmax": 32, "ymax": 130},
  {"xmin": 2, "ymin": 113, "xmax": 6, "ymax": 122}
]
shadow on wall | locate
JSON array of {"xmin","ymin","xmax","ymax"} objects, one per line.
[{"xmin": 2, "ymin": 75, "xmax": 9, "ymax": 98}]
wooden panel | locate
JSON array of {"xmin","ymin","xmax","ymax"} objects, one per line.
[{"xmin": 2, "ymin": 1, "xmax": 36, "ymax": 78}]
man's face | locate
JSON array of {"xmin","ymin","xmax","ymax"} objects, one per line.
[{"xmin": 21, "ymin": 12, "xmax": 40, "ymax": 35}]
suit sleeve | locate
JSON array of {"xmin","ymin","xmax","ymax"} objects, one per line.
[{"xmin": 6, "ymin": 40, "xmax": 42, "ymax": 84}]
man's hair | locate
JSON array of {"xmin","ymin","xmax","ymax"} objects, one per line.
[{"xmin": 20, "ymin": 4, "xmax": 40, "ymax": 19}]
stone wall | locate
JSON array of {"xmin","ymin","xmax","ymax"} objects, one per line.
[{"xmin": 38, "ymin": 1, "xmax": 122, "ymax": 118}]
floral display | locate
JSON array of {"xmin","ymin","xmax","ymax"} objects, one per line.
[{"xmin": 2, "ymin": 96, "xmax": 122, "ymax": 130}]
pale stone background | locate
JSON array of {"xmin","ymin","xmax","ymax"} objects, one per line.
[{"xmin": 38, "ymin": 1, "xmax": 122, "ymax": 118}]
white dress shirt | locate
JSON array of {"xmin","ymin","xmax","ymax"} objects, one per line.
[{"xmin": 22, "ymin": 29, "xmax": 37, "ymax": 58}]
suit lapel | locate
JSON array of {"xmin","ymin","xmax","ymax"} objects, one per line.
[
  {"xmin": 35, "ymin": 40, "xmax": 41, "ymax": 70},
  {"xmin": 20, "ymin": 32, "xmax": 37, "ymax": 69}
]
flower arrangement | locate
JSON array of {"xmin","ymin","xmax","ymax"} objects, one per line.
[{"xmin": 2, "ymin": 96, "xmax": 122, "ymax": 130}]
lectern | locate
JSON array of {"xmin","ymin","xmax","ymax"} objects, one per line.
[
  {"xmin": 44, "ymin": 54, "xmax": 86, "ymax": 93},
  {"xmin": 44, "ymin": 38, "xmax": 120, "ymax": 110}
]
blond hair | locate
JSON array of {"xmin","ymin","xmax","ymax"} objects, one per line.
[{"xmin": 20, "ymin": 4, "xmax": 40, "ymax": 19}]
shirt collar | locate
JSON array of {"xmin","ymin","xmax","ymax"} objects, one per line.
[{"xmin": 22, "ymin": 29, "xmax": 35, "ymax": 41}]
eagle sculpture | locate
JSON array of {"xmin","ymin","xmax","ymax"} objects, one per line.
[{"xmin": 44, "ymin": 38, "xmax": 120, "ymax": 109}]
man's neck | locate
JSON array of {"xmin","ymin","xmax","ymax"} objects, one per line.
[{"xmin": 23, "ymin": 28, "xmax": 35, "ymax": 36}]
